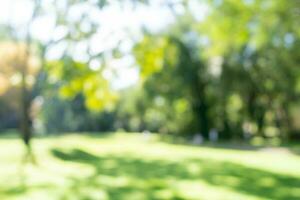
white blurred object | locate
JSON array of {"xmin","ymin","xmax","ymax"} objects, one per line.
[
  {"xmin": 142, "ymin": 130, "xmax": 151, "ymax": 141},
  {"xmin": 209, "ymin": 129, "xmax": 218, "ymax": 142},
  {"xmin": 193, "ymin": 133, "xmax": 204, "ymax": 145},
  {"xmin": 243, "ymin": 122, "xmax": 252, "ymax": 140}
]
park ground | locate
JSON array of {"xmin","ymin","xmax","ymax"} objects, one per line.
[{"xmin": 0, "ymin": 133, "xmax": 300, "ymax": 200}]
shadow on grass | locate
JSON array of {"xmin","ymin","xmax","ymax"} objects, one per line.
[
  {"xmin": 51, "ymin": 148, "xmax": 300, "ymax": 200},
  {"xmin": 0, "ymin": 130, "xmax": 20, "ymax": 139},
  {"xmin": 159, "ymin": 135, "xmax": 262, "ymax": 152},
  {"xmin": 0, "ymin": 185, "xmax": 27, "ymax": 195},
  {"xmin": 162, "ymin": 136, "xmax": 300, "ymax": 158},
  {"xmin": 0, "ymin": 183, "xmax": 55, "ymax": 196},
  {"xmin": 280, "ymin": 143, "xmax": 300, "ymax": 156},
  {"xmin": 0, "ymin": 131, "xmax": 115, "ymax": 140}
]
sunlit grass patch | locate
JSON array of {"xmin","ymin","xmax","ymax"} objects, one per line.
[{"xmin": 0, "ymin": 132, "xmax": 300, "ymax": 200}]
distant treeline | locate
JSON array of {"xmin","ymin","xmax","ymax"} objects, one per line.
[{"xmin": 0, "ymin": 0, "xmax": 299, "ymax": 143}]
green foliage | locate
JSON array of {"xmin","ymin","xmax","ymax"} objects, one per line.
[
  {"xmin": 40, "ymin": 94, "xmax": 116, "ymax": 133},
  {"xmin": 134, "ymin": 36, "xmax": 169, "ymax": 78},
  {"xmin": 46, "ymin": 59, "xmax": 118, "ymax": 111},
  {"xmin": 130, "ymin": 0, "xmax": 300, "ymax": 140},
  {"xmin": 1, "ymin": 0, "xmax": 300, "ymax": 140}
]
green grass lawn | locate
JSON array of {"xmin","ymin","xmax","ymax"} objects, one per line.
[{"xmin": 0, "ymin": 133, "xmax": 300, "ymax": 200}]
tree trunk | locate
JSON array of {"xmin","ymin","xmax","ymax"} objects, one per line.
[
  {"xmin": 20, "ymin": 63, "xmax": 32, "ymax": 150},
  {"xmin": 282, "ymin": 104, "xmax": 291, "ymax": 142},
  {"xmin": 198, "ymin": 101, "xmax": 209, "ymax": 138},
  {"xmin": 222, "ymin": 111, "xmax": 231, "ymax": 140},
  {"xmin": 193, "ymin": 88, "xmax": 210, "ymax": 139}
]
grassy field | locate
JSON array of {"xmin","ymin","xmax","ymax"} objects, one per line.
[{"xmin": 0, "ymin": 133, "xmax": 300, "ymax": 200}]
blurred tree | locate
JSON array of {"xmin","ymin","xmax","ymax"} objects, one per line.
[
  {"xmin": 0, "ymin": 42, "xmax": 40, "ymax": 148},
  {"xmin": 200, "ymin": 0, "xmax": 300, "ymax": 140},
  {"xmin": 0, "ymin": 0, "xmax": 149, "ymax": 151},
  {"xmin": 133, "ymin": 0, "xmax": 300, "ymax": 141},
  {"xmin": 134, "ymin": 33, "xmax": 211, "ymax": 137}
]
